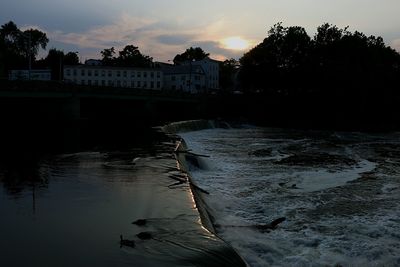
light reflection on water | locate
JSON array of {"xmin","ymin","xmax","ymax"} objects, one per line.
[
  {"xmin": 0, "ymin": 124, "xmax": 247, "ymax": 267},
  {"xmin": 0, "ymin": 150, "xmax": 159, "ymax": 266}
]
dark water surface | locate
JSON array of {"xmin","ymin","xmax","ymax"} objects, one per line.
[{"xmin": 0, "ymin": 123, "xmax": 245, "ymax": 267}]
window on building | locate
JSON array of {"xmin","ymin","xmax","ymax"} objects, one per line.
[
  {"xmin": 66, "ymin": 69, "xmax": 71, "ymax": 76},
  {"xmin": 150, "ymin": 72, "xmax": 154, "ymax": 78},
  {"xmin": 150, "ymin": 81, "xmax": 154, "ymax": 89},
  {"xmin": 116, "ymin": 71, "xmax": 121, "ymax": 77},
  {"xmin": 81, "ymin": 69, "xmax": 85, "ymax": 76},
  {"xmin": 131, "ymin": 71, "xmax": 135, "ymax": 78},
  {"xmin": 94, "ymin": 80, "xmax": 98, "ymax": 86},
  {"xmin": 94, "ymin": 70, "xmax": 98, "ymax": 76},
  {"xmin": 123, "ymin": 81, "xmax": 127, "ymax": 87},
  {"xmin": 143, "ymin": 81, "xmax": 147, "ymax": 88},
  {"xmin": 144, "ymin": 72, "xmax": 147, "ymax": 78},
  {"xmin": 101, "ymin": 70, "xmax": 106, "ymax": 77},
  {"xmin": 131, "ymin": 81, "xmax": 135, "ymax": 87},
  {"xmin": 108, "ymin": 80, "xmax": 112, "ymax": 86},
  {"xmin": 88, "ymin": 80, "xmax": 92, "ymax": 85},
  {"xmin": 108, "ymin": 71, "xmax": 112, "ymax": 77},
  {"xmin": 157, "ymin": 81, "xmax": 161, "ymax": 88},
  {"xmin": 157, "ymin": 72, "xmax": 160, "ymax": 78},
  {"xmin": 137, "ymin": 81, "xmax": 141, "ymax": 87},
  {"xmin": 123, "ymin": 71, "xmax": 127, "ymax": 78},
  {"xmin": 101, "ymin": 80, "xmax": 105, "ymax": 86},
  {"xmin": 88, "ymin": 70, "xmax": 92, "ymax": 76},
  {"xmin": 137, "ymin": 72, "xmax": 141, "ymax": 78}
]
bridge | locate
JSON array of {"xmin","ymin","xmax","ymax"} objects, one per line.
[{"xmin": 0, "ymin": 80, "xmax": 211, "ymax": 123}]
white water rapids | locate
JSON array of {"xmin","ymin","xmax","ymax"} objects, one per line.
[{"xmin": 181, "ymin": 127, "xmax": 400, "ymax": 267}]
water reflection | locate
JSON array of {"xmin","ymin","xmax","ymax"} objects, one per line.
[
  {"xmin": 0, "ymin": 122, "xmax": 245, "ymax": 267},
  {"xmin": 0, "ymin": 122, "xmax": 166, "ymax": 266}
]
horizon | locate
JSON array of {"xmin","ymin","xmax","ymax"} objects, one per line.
[{"xmin": 1, "ymin": 0, "xmax": 400, "ymax": 62}]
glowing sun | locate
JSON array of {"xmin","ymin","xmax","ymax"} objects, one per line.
[{"xmin": 221, "ymin": 36, "xmax": 250, "ymax": 50}]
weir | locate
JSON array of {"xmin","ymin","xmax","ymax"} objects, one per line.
[{"xmin": 161, "ymin": 120, "xmax": 248, "ymax": 266}]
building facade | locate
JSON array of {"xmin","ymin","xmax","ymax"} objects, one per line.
[
  {"xmin": 64, "ymin": 65, "xmax": 163, "ymax": 90},
  {"xmin": 63, "ymin": 57, "xmax": 220, "ymax": 93},
  {"xmin": 182, "ymin": 57, "xmax": 220, "ymax": 91},
  {"xmin": 161, "ymin": 64, "xmax": 206, "ymax": 93},
  {"xmin": 9, "ymin": 70, "xmax": 51, "ymax": 81}
]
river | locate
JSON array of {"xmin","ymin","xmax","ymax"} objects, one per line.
[
  {"xmin": 0, "ymin": 123, "xmax": 245, "ymax": 267},
  {"xmin": 181, "ymin": 126, "xmax": 400, "ymax": 266}
]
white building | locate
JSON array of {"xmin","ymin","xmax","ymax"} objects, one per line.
[
  {"xmin": 9, "ymin": 70, "xmax": 51, "ymax": 81},
  {"xmin": 63, "ymin": 65, "xmax": 163, "ymax": 90},
  {"xmin": 161, "ymin": 64, "xmax": 206, "ymax": 93},
  {"xmin": 182, "ymin": 57, "xmax": 220, "ymax": 91}
]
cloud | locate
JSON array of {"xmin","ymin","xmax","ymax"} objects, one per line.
[
  {"xmin": 33, "ymin": 13, "xmax": 250, "ymax": 61},
  {"xmin": 391, "ymin": 38, "xmax": 400, "ymax": 53},
  {"xmin": 192, "ymin": 41, "xmax": 244, "ymax": 60},
  {"xmin": 156, "ymin": 34, "xmax": 196, "ymax": 45}
]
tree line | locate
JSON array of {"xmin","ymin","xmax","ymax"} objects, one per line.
[
  {"xmin": 239, "ymin": 23, "xmax": 400, "ymax": 96},
  {"xmin": 236, "ymin": 23, "xmax": 400, "ymax": 129},
  {"xmin": 2, "ymin": 20, "xmax": 400, "ymax": 98}
]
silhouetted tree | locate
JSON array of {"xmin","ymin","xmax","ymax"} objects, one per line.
[
  {"xmin": 100, "ymin": 45, "xmax": 153, "ymax": 67},
  {"xmin": 0, "ymin": 21, "xmax": 48, "ymax": 77},
  {"xmin": 238, "ymin": 22, "xmax": 400, "ymax": 129},
  {"xmin": 44, "ymin": 48, "xmax": 64, "ymax": 80},
  {"xmin": 117, "ymin": 45, "xmax": 153, "ymax": 67},
  {"xmin": 100, "ymin": 47, "xmax": 116, "ymax": 66},
  {"xmin": 239, "ymin": 23, "xmax": 311, "ymax": 93},
  {"xmin": 219, "ymin": 58, "xmax": 240, "ymax": 91},
  {"xmin": 64, "ymin": 52, "xmax": 79, "ymax": 65},
  {"xmin": 173, "ymin": 47, "xmax": 209, "ymax": 65}
]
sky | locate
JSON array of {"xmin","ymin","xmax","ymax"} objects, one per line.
[{"xmin": 1, "ymin": 0, "xmax": 400, "ymax": 62}]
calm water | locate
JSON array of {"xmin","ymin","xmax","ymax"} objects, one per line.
[
  {"xmin": 0, "ymin": 124, "xmax": 246, "ymax": 267},
  {"xmin": 181, "ymin": 127, "xmax": 400, "ymax": 267}
]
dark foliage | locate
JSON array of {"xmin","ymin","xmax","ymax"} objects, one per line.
[
  {"xmin": 219, "ymin": 58, "xmax": 240, "ymax": 91},
  {"xmin": 100, "ymin": 45, "xmax": 153, "ymax": 67},
  {"xmin": 35, "ymin": 49, "xmax": 80, "ymax": 80},
  {"xmin": 173, "ymin": 47, "xmax": 209, "ymax": 65},
  {"xmin": 238, "ymin": 23, "xmax": 400, "ymax": 129},
  {"xmin": 0, "ymin": 21, "xmax": 49, "ymax": 77}
]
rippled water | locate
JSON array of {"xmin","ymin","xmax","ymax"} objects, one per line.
[{"xmin": 181, "ymin": 127, "xmax": 400, "ymax": 267}]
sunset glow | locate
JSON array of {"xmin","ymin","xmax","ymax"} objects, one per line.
[{"xmin": 221, "ymin": 37, "xmax": 250, "ymax": 51}]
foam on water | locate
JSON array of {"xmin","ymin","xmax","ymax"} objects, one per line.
[{"xmin": 181, "ymin": 127, "xmax": 400, "ymax": 266}]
